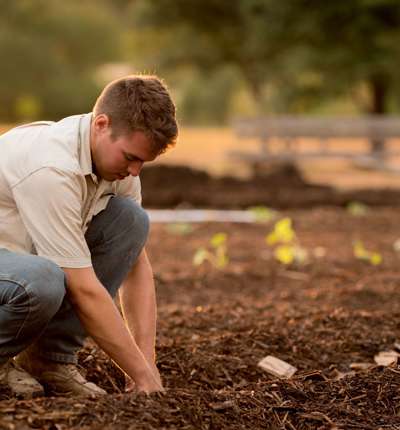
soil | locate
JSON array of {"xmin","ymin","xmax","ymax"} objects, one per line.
[
  {"xmin": 2, "ymin": 206, "xmax": 400, "ymax": 428},
  {"xmin": 141, "ymin": 164, "xmax": 400, "ymax": 209}
]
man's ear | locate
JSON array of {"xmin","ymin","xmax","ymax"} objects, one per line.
[{"xmin": 93, "ymin": 114, "xmax": 110, "ymax": 133}]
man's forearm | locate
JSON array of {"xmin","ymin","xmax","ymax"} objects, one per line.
[
  {"xmin": 63, "ymin": 266, "xmax": 161, "ymax": 392},
  {"xmin": 119, "ymin": 249, "xmax": 157, "ymax": 363}
]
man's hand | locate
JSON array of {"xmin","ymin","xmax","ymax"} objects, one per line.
[
  {"xmin": 63, "ymin": 266, "xmax": 163, "ymax": 394},
  {"xmin": 126, "ymin": 362, "xmax": 163, "ymax": 394}
]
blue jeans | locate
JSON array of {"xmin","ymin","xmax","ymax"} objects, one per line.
[{"xmin": 0, "ymin": 196, "xmax": 149, "ymax": 364}]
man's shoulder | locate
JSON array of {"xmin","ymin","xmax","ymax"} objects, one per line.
[
  {"xmin": 0, "ymin": 114, "xmax": 89, "ymax": 184},
  {"xmin": 12, "ymin": 120, "xmax": 55, "ymax": 130},
  {"xmin": 5, "ymin": 114, "xmax": 84, "ymax": 136}
]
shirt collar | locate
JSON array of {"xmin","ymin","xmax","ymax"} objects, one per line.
[{"xmin": 78, "ymin": 112, "xmax": 96, "ymax": 179}]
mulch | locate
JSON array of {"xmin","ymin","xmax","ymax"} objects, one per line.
[{"xmin": 2, "ymin": 173, "xmax": 400, "ymax": 428}]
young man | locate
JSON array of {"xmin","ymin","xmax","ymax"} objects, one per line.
[{"xmin": 0, "ymin": 75, "xmax": 178, "ymax": 398}]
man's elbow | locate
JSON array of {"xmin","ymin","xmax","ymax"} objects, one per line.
[{"xmin": 63, "ymin": 266, "xmax": 102, "ymax": 304}]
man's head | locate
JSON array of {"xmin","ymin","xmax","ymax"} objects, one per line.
[{"xmin": 90, "ymin": 75, "xmax": 178, "ymax": 181}]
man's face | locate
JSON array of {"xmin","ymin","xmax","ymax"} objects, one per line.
[{"xmin": 91, "ymin": 115, "xmax": 158, "ymax": 181}]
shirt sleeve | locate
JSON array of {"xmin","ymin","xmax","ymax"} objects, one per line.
[
  {"xmin": 115, "ymin": 176, "xmax": 142, "ymax": 206},
  {"xmin": 12, "ymin": 167, "xmax": 92, "ymax": 268}
]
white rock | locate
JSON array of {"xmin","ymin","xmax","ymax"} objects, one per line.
[
  {"xmin": 349, "ymin": 362, "xmax": 373, "ymax": 370},
  {"xmin": 258, "ymin": 355, "xmax": 297, "ymax": 378},
  {"xmin": 374, "ymin": 351, "xmax": 400, "ymax": 366}
]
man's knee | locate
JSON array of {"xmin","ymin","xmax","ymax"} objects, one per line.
[
  {"xmin": 109, "ymin": 196, "xmax": 150, "ymax": 249},
  {"xmin": 25, "ymin": 258, "xmax": 66, "ymax": 318}
]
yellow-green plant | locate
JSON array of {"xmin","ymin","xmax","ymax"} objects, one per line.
[
  {"xmin": 193, "ymin": 232, "xmax": 229, "ymax": 269},
  {"xmin": 165, "ymin": 223, "xmax": 193, "ymax": 235},
  {"xmin": 353, "ymin": 240, "xmax": 382, "ymax": 265},
  {"xmin": 347, "ymin": 201, "xmax": 369, "ymax": 216},
  {"xmin": 266, "ymin": 217, "xmax": 308, "ymax": 265},
  {"xmin": 247, "ymin": 206, "xmax": 278, "ymax": 223},
  {"xmin": 266, "ymin": 217, "xmax": 295, "ymax": 244}
]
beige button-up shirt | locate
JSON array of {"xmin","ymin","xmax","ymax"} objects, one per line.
[{"xmin": 0, "ymin": 113, "xmax": 142, "ymax": 268}]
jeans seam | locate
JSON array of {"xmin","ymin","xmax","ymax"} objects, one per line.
[{"xmin": 0, "ymin": 277, "xmax": 33, "ymax": 341}]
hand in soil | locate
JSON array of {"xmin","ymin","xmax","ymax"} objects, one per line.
[{"xmin": 125, "ymin": 364, "xmax": 164, "ymax": 395}]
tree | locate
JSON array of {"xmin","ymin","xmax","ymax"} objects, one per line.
[
  {"xmin": 127, "ymin": 0, "xmax": 400, "ymax": 124},
  {"xmin": 0, "ymin": 0, "xmax": 121, "ymax": 121},
  {"xmin": 127, "ymin": 0, "xmax": 296, "ymax": 110},
  {"xmin": 288, "ymin": 0, "xmax": 400, "ymax": 155}
]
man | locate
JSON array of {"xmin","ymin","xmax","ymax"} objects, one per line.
[{"xmin": 0, "ymin": 75, "xmax": 178, "ymax": 398}]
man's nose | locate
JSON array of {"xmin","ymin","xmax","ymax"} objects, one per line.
[{"xmin": 128, "ymin": 161, "xmax": 143, "ymax": 176}]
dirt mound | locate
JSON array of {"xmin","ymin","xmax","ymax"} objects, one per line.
[{"xmin": 141, "ymin": 164, "xmax": 400, "ymax": 209}]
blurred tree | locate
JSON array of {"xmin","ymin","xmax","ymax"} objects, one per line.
[
  {"xmin": 293, "ymin": 0, "xmax": 400, "ymax": 113},
  {"xmin": 177, "ymin": 66, "xmax": 239, "ymax": 124},
  {"xmin": 288, "ymin": 0, "xmax": 400, "ymax": 155},
  {"xmin": 0, "ymin": 0, "xmax": 121, "ymax": 121},
  {"xmin": 126, "ymin": 0, "xmax": 292, "ymax": 111},
  {"xmin": 127, "ymin": 0, "xmax": 400, "ymax": 132}
]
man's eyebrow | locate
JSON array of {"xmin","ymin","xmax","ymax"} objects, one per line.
[{"xmin": 123, "ymin": 151, "xmax": 145, "ymax": 162}]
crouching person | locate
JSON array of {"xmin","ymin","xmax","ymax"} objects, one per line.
[{"xmin": 0, "ymin": 75, "xmax": 178, "ymax": 398}]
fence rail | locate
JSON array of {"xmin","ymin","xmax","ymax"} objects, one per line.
[{"xmin": 230, "ymin": 116, "xmax": 400, "ymax": 172}]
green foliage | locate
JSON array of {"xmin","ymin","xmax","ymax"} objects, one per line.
[
  {"xmin": 2, "ymin": 0, "xmax": 400, "ymax": 123},
  {"xmin": 265, "ymin": 217, "xmax": 308, "ymax": 265},
  {"xmin": 193, "ymin": 232, "xmax": 229, "ymax": 269},
  {"xmin": 289, "ymin": 0, "xmax": 400, "ymax": 114},
  {"xmin": 247, "ymin": 206, "xmax": 278, "ymax": 223},
  {"xmin": 210, "ymin": 232, "xmax": 227, "ymax": 248},
  {"xmin": 164, "ymin": 223, "xmax": 194, "ymax": 235},
  {"xmin": 0, "ymin": 0, "xmax": 121, "ymax": 121},
  {"xmin": 128, "ymin": 0, "xmax": 400, "ymax": 118},
  {"xmin": 14, "ymin": 95, "xmax": 41, "ymax": 121},
  {"xmin": 274, "ymin": 244, "xmax": 308, "ymax": 266},
  {"xmin": 353, "ymin": 240, "xmax": 382, "ymax": 265},
  {"xmin": 266, "ymin": 218, "xmax": 296, "ymax": 245},
  {"xmin": 178, "ymin": 67, "xmax": 240, "ymax": 124},
  {"xmin": 192, "ymin": 248, "xmax": 209, "ymax": 266},
  {"xmin": 347, "ymin": 201, "xmax": 369, "ymax": 216}
]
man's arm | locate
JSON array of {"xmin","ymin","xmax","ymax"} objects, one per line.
[
  {"xmin": 62, "ymin": 266, "xmax": 163, "ymax": 394},
  {"xmin": 119, "ymin": 249, "xmax": 157, "ymax": 364}
]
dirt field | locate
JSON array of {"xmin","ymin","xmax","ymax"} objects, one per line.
[
  {"xmin": 2, "ymin": 125, "xmax": 400, "ymax": 428},
  {"xmin": 2, "ymin": 204, "xmax": 400, "ymax": 429}
]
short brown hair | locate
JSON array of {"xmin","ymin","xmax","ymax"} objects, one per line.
[{"xmin": 93, "ymin": 75, "xmax": 178, "ymax": 154}]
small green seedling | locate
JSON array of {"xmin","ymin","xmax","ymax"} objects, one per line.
[
  {"xmin": 165, "ymin": 223, "xmax": 193, "ymax": 235},
  {"xmin": 247, "ymin": 206, "xmax": 278, "ymax": 223},
  {"xmin": 353, "ymin": 240, "xmax": 382, "ymax": 265},
  {"xmin": 193, "ymin": 232, "xmax": 229, "ymax": 269},
  {"xmin": 273, "ymin": 244, "xmax": 308, "ymax": 265},
  {"xmin": 266, "ymin": 217, "xmax": 295, "ymax": 245},
  {"xmin": 266, "ymin": 217, "xmax": 308, "ymax": 265},
  {"xmin": 347, "ymin": 201, "xmax": 369, "ymax": 217}
]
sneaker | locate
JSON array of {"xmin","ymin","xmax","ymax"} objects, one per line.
[
  {"xmin": 15, "ymin": 350, "xmax": 107, "ymax": 397},
  {"xmin": 0, "ymin": 359, "xmax": 44, "ymax": 399}
]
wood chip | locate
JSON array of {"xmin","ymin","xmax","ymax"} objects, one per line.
[
  {"xmin": 258, "ymin": 355, "xmax": 297, "ymax": 378},
  {"xmin": 374, "ymin": 351, "xmax": 400, "ymax": 366},
  {"xmin": 333, "ymin": 370, "xmax": 356, "ymax": 381},
  {"xmin": 350, "ymin": 362, "xmax": 374, "ymax": 370},
  {"xmin": 209, "ymin": 400, "xmax": 235, "ymax": 411}
]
